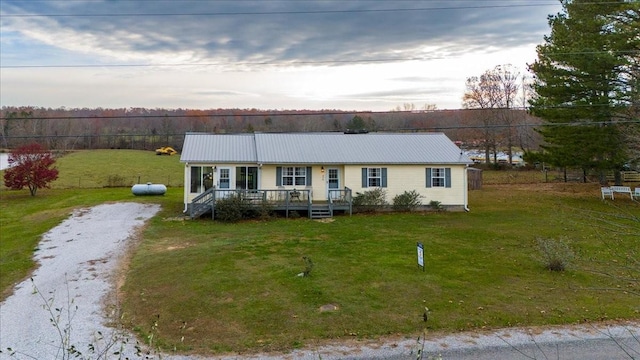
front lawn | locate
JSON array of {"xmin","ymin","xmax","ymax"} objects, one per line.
[
  {"xmin": 2, "ymin": 151, "xmax": 638, "ymax": 356},
  {"xmin": 120, "ymin": 182, "xmax": 640, "ymax": 355}
]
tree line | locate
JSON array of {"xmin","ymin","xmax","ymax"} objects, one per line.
[{"xmin": 0, "ymin": 107, "xmax": 542, "ymax": 156}]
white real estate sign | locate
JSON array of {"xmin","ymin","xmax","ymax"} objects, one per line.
[{"xmin": 417, "ymin": 242, "xmax": 424, "ymax": 271}]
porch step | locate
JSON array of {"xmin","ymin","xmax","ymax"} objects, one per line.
[
  {"xmin": 190, "ymin": 203, "xmax": 212, "ymax": 219},
  {"xmin": 310, "ymin": 207, "xmax": 332, "ymax": 219}
]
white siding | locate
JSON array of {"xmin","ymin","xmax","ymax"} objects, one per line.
[
  {"xmin": 185, "ymin": 163, "xmax": 468, "ymax": 207},
  {"xmin": 261, "ymin": 165, "xmax": 329, "ymax": 201},
  {"xmin": 184, "ymin": 162, "xmax": 251, "ymax": 203},
  {"xmin": 345, "ymin": 164, "xmax": 468, "ymax": 206}
]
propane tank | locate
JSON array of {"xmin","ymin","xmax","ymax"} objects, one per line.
[{"xmin": 131, "ymin": 182, "xmax": 167, "ymax": 196}]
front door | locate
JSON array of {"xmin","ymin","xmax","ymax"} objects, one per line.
[
  {"xmin": 327, "ymin": 168, "xmax": 340, "ymax": 199},
  {"xmin": 218, "ymin": 167, "xmax": 231, "ymax": 189}
]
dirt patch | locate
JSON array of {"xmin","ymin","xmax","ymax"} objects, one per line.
[{"xmin": 166, "ymin": 244, "xmax": 192, "ymax": 251}]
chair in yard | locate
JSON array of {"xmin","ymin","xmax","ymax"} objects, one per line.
[
  {"xmin": 601, "ymin": 187, "xmax": 614, "ymax": 200},
  {"xmin": 634, "ymin": 188, "xmax": 640, "ymax": 200}
]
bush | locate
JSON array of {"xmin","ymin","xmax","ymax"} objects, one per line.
[
  {"xmin": 214, "ymin": 195, "xmax": 253, "ymax": 222},
  {"xmin": 429, "ymin": 200, "xmax": 445, "ymax": 212},
  {"xmin": 392, "ymin": 190, "xmax": 423, "ymax": 212},
  {"xmin": 536, "ymin": 236, "xmax": 575, "ymax": 271},
  {"xmin": 256, "ymin": 200, "xmax": 275, "ymax": 220},
  {"xmin": 214, "ymin": 195, "xmax": 245, "ymax": 222},
  {"xmin": 353, "ymin": 188, "xmax": 388, "ymax": 213},
  {"xmin": 215, "ymin": 195, "xmax": 275, "ymax": 222}
]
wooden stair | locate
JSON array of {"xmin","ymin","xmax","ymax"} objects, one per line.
[
  {"xmin": 310, "ymin": 206, "xmax": 332, "ymax": 219},
  {"xmin": 189, "ymin": 187, "xmax": 215, "ymax": 219},
  {"xmin": 190, "ymin": 201, "xmax": 212, "ymax": 219}
]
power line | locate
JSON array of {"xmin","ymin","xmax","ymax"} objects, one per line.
[
  {"xmin": 1, "ymin": 2, "xmax": 633, "ymax": 70},
  {"xmin": 1, "ymin": 118, "xmax": 639, "ymax": 142},
  {"xmin": 1, "ymin": 107, "xmax": 637, "ymax": 122},
  {"xmin": 0, "ymin": 3, "xmax": 563, "ymax": 17},
  {"xmin": 3, "ymin": 51, "xmax": 638, "ymax": 69},
  {"xmin": 4, "ymin": 1, "xmax": 627, "ymax": 18}
]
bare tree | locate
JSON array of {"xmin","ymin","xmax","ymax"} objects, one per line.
[{"xmin": 463, "ymin": 64, "xmax": 522, "ymax": 165}]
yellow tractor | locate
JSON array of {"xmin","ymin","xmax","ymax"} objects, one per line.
[{"xmin": 155, "ymin": 146, "xmax": 178, "ymax": 155}]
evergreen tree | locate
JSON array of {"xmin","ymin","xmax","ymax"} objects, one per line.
[{"xmin": 528, "ymin": 0, "xmax": 639, "ymax": 182}]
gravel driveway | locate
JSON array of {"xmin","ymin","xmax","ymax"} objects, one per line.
[
  {"xmin": 1, "ymin": 202, "xmax": 638, "ymax": 360},
  {"xmin": 0, "ymin": 202, "xmax": 160, "ymax": 359}
]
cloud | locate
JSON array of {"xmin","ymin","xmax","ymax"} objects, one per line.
[
  {"xmin": 0, "ymin": 1, "xmax": 562, "ymax": 110},
  {"xmin": 1, "ymin": 1, "xmax": 559, "ymax": 67}
]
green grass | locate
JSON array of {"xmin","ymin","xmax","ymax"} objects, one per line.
[
  {"xmin": 0, "ymin": 149, "xmax": 184, "ymax": 190},
  {"xmin": 0, "ymin": 149, "xmax": 184, "ymax": 297},
  {"xmin": 0, "ymin": 187, "xmax": 184, "ymax": 299},
  {"xmin": 1, "ymin": 150, "xmax": 639, "ymax": 356},
  {"xmin": 52, "ymin": 149, "xmax": 184, "ymax": 188},
  {"xmin": 119, "ymin": 187, "xmax": 639, "ymax": 355}
]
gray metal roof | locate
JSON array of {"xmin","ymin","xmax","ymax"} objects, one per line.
[
  {"xmin": 180, "ymin": 133, "xmax": 256, "ymax": 163},
  {"xmin": 180, "ymin": 132, "xmax": 472, "ymax": 165}
]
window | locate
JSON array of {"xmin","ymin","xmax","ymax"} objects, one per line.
[
  {"xmin": 282, "ymin": 166, "xmax": 307, "ymax": 186},
  {"xmin": 361, "ymin": 167, "xmax": 387, "ymax": 188},
  {"xmin": 190, "ymin": 166, "xmax": 214, "ymax": 193},
  {"xmin": 432, "ymin": 168, "xmax": 446, "ymax": 187},
  {"xmin": 368, "ymin": 167, "xmax": 381, "ymax": 187},
  {"xmin": 236, "ymin": 166, "xmax": 258, "ymax": 190},
  {"xmin": 426, "ymin": 167, "xmax": 451, "ymax": 188}
]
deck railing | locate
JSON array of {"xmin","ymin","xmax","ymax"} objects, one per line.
[
  {"xmin": 328, "ymin": 187, "xmax": 352, "ymax": 215},
  {"xmin": 189, "ymin": 187, "xmax": 352, "ymax": 219},
  {"xmin": 211, "ymin": 188, "xmax": 312, "ymax": 205}
]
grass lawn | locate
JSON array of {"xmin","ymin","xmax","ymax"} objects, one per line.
[
  {"xmin": 0, "ymin": 149, "xmax": 184, "ymax": 297},
  {"xmin": 50, "ymin": 149, "xmax": 184, "ymax": 188},
  {"xmin": 1, "ymin": 151, "xmax": 639, "ymax": 356},
  {"xmin": 120, "ymin": 183, "xmax": 640, "ymax": 355}
]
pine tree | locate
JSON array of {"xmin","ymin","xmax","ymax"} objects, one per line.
[{"xmin": 528, "ymin": 0, "xmax": 639, "ymax": 182}]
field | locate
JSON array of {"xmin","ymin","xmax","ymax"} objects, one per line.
[{"xmin": 1, "ymin": 150, "xmax": 639, "ymax": 357}]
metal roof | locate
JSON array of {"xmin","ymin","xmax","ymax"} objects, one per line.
[
  {"xmin": 180, "ymin": 133, "xmax": 256, "ymax": 163},
  {"xmin": 180, "ymin": 132, "xmax": 472, "ymax": 165}
]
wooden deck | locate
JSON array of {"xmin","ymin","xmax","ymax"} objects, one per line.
[{"xmin": 189, "ymin": 188, "xmax": 352, "ymax": 219}]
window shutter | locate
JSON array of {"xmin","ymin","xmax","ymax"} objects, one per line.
[
  {"xmin": 426, "ymin": 168, "xmax": 432, "ymax": 188},
  {"xmin": 445, "ymin": 168, "xmax": 451, "ymax": 188},
  {"xmin": 276, "ymin": 166, "xmax": 282, "ymax": 186},
  {"xmin": 381, "ymin": 168, "xmax": 387, "ymax": 188},
  {"xmin": 306, "ymin": 166, "xmax": 312, "ymax": 186},
  {"xmin": 361, "ymin": 168, "xmax": 368, "ymax": 188}
]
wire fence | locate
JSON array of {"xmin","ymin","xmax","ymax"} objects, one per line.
[{"xmin": 45, "ymin": 174, "xmax": 183, "ymax": 190}]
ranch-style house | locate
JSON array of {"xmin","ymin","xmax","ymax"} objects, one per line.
[{"xmin": 180, "ymin": 132, "xmax": 473, "ymax": 219}]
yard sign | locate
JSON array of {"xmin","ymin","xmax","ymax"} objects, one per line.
[{"xmin": 417, "ymin": 242, "xmax": 424, "ymax": 271}]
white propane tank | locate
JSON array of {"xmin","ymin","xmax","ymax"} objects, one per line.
[{"xmin": 131, "ymin": 182, "xmax": 167, "ymax": 196}]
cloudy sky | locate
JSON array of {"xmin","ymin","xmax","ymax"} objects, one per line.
[{"xmin": 0, "ymin": 0, "xmax": 562, "ymax": 111}]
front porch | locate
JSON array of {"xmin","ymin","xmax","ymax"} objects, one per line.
[{"xmin": 189, "ymin": 187, "xmax": 353, "ymax": 220}]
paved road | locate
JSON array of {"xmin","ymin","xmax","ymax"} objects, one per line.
[
  {"xmin": 410, "ymin": 336, "xmax": 640, "ymax": 360},
  {"xmin": 244, "ymin": 322, "xmax": 640, "ymax": 360}
]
